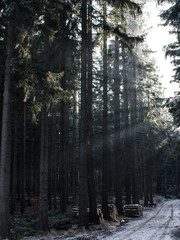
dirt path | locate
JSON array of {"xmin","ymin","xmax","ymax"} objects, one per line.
[{"xmin": 100, "ymin": 199, "xmax": 180, "ymax": 240}]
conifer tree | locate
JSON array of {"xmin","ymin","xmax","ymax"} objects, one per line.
[
  {"xmin": 0, "ymin": 19, "xmax": 14, "ymax": 239},
  {"xmin": 79, "ymin": 0, "xmax": 89, "ymax": 228},
  {"xmin": 158, "ymin": 0, "xmax": 180, "ymax": 126}
]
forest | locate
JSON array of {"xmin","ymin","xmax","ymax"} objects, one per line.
[{"xmin": 0, "ymin": 0, "xmax": 180, "ymax": 239}]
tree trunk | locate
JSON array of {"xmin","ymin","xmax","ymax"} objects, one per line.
[
  {"xmin": 156, "ymin": 154, "xmax": 161, "ymax": 194},
  {"xmin": 72, "ymin": 91, "xmax": 79, "ymax": 202},
  {"xmin": 40, "ymin": 106, "xmax": 49, "ymax": 231},
  {"xmin": 48, "ymin": 118, "xmax": 53, "ymax": 210},
  {"xmin": 164, "ymin": 159, "xmax": 167, "ymax": 198},
  {"xmin": 87, "ymin": 0, "xmax": 98, "ymax": 224},
  {"xmin": 27, "ymin": 118, "xmax": 33, "ymax": 197},
  {"xmin": 65, "ymin": 107, "xmax": 69, "ymax": 205},
  {"xmin": 148, "ymin": 159, "xmax": 153, "ymax": 204},
  {"xmin": 60, "ymin": 49, "xmax": 69, "ymax": 213},
  {"xmin": 0, "ymin": 22, "xmax": 13, "ymax": 239},
  {"xmin": 60, "ymin": 100, "xmax": 66, "ymax": 213},
  {"xmin": 79, "ymin": 0, "xmax": 89, "ymax": 228},
  {"xmin": 33, "ymin": 125, "xmax": 40, "ymax": 195},
  {"xmin": 175, "ymin": 156, "xmax": 179, "ymax": 195},
  {"xmin": 102, "ymin": 0, "xmax": 110, "ymax": 220},
  {"xmin": 122, "ymin": 46, "xmax": 131, "ymax": 204},
  {"xmin": 21, "ymin": 101, "xmax": 26, "ymax": 215},
  {"xmin": 131, "ymin": 54, "xmax": 139, "ymax": 204},
  {"xmin": 52, "ymin": 113, "xmax": 57, "ymax": 210},
  {"xmin": 39, "ymin": 31, "xmax": 49, "ymax": 230},
  {"xmin": 114, "ymin": 35, "xmax": 123, "ymax": 214},
  {"xmin": 10, "ymin": 111, "xmax": 18, "ymax": 214},
  {"xmin": 148, "ymin": 134, "xmax": 153, "ymax": 204},
  {"xmin": 142, "ymin": 134, "xmax": 148, "ymax": 206}
]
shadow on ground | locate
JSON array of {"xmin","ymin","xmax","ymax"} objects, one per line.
[{"xmin": 172, "ymin": 227, "xmax": 180, "ymax": 239}]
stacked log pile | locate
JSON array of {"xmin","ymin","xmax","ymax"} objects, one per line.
[{"xmin": 123, "ymin": 204, "xmax": 143, "ymax": 217}]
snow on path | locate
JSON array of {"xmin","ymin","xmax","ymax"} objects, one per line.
[
  {"xmin": 21, "ymin": 199, "xmax": 180, "ymax": 240},
  {"xmin": 99, "ymin": 199, "xmax": 180, "ymax": 240}
]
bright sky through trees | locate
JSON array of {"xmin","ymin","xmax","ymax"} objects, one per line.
[{"xmin": 145, "ymin": 0, "xmax": 179, "ymax": 98}]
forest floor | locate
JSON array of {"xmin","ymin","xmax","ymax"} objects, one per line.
[{"xmin": 12, "ymin": 197, "xmax": 180, "ymax": 240}]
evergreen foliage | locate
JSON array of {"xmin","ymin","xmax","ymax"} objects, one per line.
[{"xmin": 158, "ymin": 0, "xmax": 180, "ymax": 126}]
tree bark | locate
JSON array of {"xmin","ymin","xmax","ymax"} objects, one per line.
[
  {"xmin": 175, "ymin": 156, "xmax": 179, "ymax": 196},
  {"xmin": 131, "ymin": 54, "xmax": 139, "ymax": 204},
  {"xmin": 48, "ymin": 117, "xmax": 53, "ymax": 210},
  {"xmin": 33, "ymin": 125, "xmax": 40, "ymax": 195},
  {"xmin": 39, "ymin": 30, "xmax": 49, "ymax": 231},
  {"xmin": 72, "ymin": 91, "xmax": 79, "ymax": 202},
  {"xmin": 87, "ymin": 0, "xmax": 98, "ymax": 224},
  {"xmin": 122, "ymin": 46, "xmax": 131, "ymax": 204},
  {"xmin": 60, "ymin": 49, "xmax": 69, "ymax": 213},
  {"xmin": 142, "ymin": 134, "xmax": 148, "ymax": 206},
  {"xmin": 114, "ymin": 35, "xmax": 123, "ymax": 214},
  {"xmin": 52, "ymin": 113, "xmax": 57, "ymax": 210},
  {"xmin": 164, "ymin": 159, "xmax": 167, "ymax": 198},
  {"xmin": 40, "ymin": 106, "xmax": 49, "ymax": 231},
  {"xmin": 11, "ymin": 113, "xmax": 17, "ymax": 214},
  {"xmin": 102, "ymin": 0, "xmax": 110, "ymax": 220},
  {"xmin": 79, "ymin": 0, "xmax": 89, "ymax": 228},
  {"xmin": 21, "ymin": 101, "xmax": 26, "ymax": 215},
  {"xmin": 0, "ymin": 22, "xmax": 13, "ymax": 239},
  {"xmin": 27, "ymin": 118, "xmax": 33, "ymax": 197}
]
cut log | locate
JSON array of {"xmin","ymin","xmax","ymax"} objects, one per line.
[
  {"xmin": 72, "ymin": 206, "xmax": 79, "ymax": 217},
  {"xmin": 123, "ymin": 204, "xmax": 143, "ymax": 217},
  {"xmin": 108, "ymin": 203, "xmax": 119, "ymax": 222},
  {"xmin": 72, "ymin": 203, "xmax": 119, "ymax": 222}
]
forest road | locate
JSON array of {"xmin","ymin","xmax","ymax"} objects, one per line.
[{"xmin": 99, "ymin": 199, "xmax": 180, "ymax": 240}]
